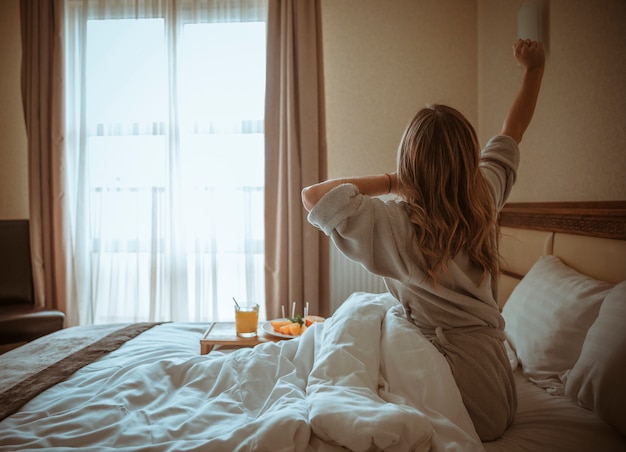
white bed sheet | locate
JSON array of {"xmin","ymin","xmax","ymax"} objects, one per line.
[
  {"xmin": 0, "ymin": 292, "xmax": 483, "ymax": 452},
  {"xmin": 484, "ymin": 369, "xmax": 625, "ymax": 452},
  {"xmin": 3, "ymin": 291, "xmax": 622, "ymax": 451}
]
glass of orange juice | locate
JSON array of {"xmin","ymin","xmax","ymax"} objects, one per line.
[{"xmin": 235, "ymin": 302, "xmax": 259, "ymax": 338}]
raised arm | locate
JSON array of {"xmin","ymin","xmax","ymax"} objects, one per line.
[
  {"xmin": 501, "ymin": 39, "xmax": 546, "ymax": 143},
  {"xmin": 301, "ymin": 172, "xmax": 397, "ymax": 212}
]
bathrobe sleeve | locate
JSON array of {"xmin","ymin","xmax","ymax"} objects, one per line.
[
  {"xmin": 307, "ymin": 184, "xmax": 415, "ymax": 283},
  {"xmin": 479, "ymin": 135, "xmax": 520, "ymax": 212}
]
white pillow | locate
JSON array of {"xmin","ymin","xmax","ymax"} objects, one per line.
[
  {"xmin": 502, "ymin": 255, "xmax": 613, "ymax": 393},
  {"xmin": 565, "ymin": 281, "xmax": 626, "ymax": 435}
]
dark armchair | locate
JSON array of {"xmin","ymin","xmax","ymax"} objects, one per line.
[{"xmin": 0, "ymin": 220, "xmax": 65, "ymax": 353}]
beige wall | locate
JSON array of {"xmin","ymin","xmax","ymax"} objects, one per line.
[
  {"xmin": 478, "ymin": 0, "xmax": 626, "ymax": 202},
  {"xmin": 323, "ymin": 0, "xmax": 626, "ymax": 202},
  {"xmin": 1, "ymin": 0, "xmax": 625, "ymax": 221},
  {"xmin": 321, "ymin": 0, "xmax": 478, "ymax": 179},
  {"xmin": 0, "ymin": 0, "xmax": 28, "ymax": 220}
]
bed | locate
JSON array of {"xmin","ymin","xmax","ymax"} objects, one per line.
[{"xmin": 0, "ymin": 201, "xmax": 625, "ymax": 451}]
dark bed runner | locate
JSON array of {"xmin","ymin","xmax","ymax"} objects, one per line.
[{"xmin": 0, "ymin": 322, "xmax": 162, "ymax": 421}]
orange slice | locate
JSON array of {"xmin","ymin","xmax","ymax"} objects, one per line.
[
  {"xmin": 271, "ymin": 319, "xmax": 292, "ymax": 332},
  {"xmin": 279, "ymin": 323, "xmax": 294, "ymax": 335},
  {"xmin": 304, "ymin": 315, "xmax": 325, "ymax": 327},
  {"xmin": 287, "ymin": 323, "xmax": 302, "ymax": 336}
]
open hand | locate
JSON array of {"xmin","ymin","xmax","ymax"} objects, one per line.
[{"xmin": 513, "ymin": 39, "xmax": 545, "ymax": 71}]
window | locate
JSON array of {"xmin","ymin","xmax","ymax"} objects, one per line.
[{"xmin": 65, "ymin": 0, "xmax": 267, "ymax": 324}]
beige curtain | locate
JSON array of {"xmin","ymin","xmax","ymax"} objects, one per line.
[
  {"xmin": 264, "ymin": 0, "xmax": 329, "ymax": 319},
  {"xmin": 20, "ymin": 0, "xmax": 68, "ymax": 314}
]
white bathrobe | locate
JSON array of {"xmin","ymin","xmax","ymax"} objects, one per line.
[{"xmin": 307, "ymin": 135, "xmax": 520, "ymax": 441}]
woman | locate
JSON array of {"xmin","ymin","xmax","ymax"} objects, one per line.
[{"xmin": 301, "ymin": 39, "xmax": 545, "ymax": 441}]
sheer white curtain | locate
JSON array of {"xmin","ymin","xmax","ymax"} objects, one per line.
[{"xmin": 64, "ymin": 0, "xmax": 267, "ymax": 326}]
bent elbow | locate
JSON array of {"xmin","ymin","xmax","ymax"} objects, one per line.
[{"xmin": 301, "ymin": 186, "xmax": 316, "ymax": 212}]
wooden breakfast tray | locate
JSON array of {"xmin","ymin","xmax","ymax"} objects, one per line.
[{"xmin": 200, "ymin": 322, "xmax": 282, "ymax": 355}]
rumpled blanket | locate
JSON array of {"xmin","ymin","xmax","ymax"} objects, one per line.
[{"xmin": 0, "ymin": 292, "xmax": 483, "ymax": 451}]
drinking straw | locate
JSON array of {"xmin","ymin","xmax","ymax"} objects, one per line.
[
  {"xmin": 282, "ymin": 305, "xmax": 285, "ymax": 319},
  {"xmin": 232, "ymin": 297, "xmax": 240, "ymax": 309}
]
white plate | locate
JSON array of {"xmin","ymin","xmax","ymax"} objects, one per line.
[{"xmin": 262, "ymin": 321, "xmax": 299, "ymax": 339}]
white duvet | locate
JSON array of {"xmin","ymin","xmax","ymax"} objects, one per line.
[{"xmin": 0, "ymin": 292, "xmax": 483, "ymax": 451}]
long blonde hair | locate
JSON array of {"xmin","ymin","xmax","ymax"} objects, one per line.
[{"xmin": 396, "ymin": 104, "xmax": 497, "ymax": 285}]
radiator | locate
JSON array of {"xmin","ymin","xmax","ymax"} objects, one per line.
[{"xmin": 329, "ymin": 244, "xmax": 387, "ymax": 312}]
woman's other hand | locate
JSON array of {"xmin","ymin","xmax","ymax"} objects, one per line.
[{"xmin": 513, "ymin": 39, "xmax": 545, "ymax": 71}]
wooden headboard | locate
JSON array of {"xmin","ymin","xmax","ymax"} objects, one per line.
[
  {"xmin": 497, "ymin": 201, "xmax": 626, "ymax": 308},
  {"xmin": 499, "ymin": 201, "xmax": 626, "ymax": 240}
]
